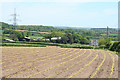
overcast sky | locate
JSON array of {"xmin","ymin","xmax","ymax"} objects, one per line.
[{"xmin": 0, "ymin": 0, "xmax": 119, "ymax": 28}]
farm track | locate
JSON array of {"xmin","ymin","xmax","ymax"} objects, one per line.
[{"xmin": 2, "ymin": 46, "xmax": 118, "ymax": 78}]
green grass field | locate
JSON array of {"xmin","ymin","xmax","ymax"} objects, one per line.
[{"xmin": 29, "ymin": 36, "xmax": 43, "ymax": 39}]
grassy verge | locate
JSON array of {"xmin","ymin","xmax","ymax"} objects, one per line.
[
  {"xmin": 2, "ymin": 41, "xmax": 93, "ymax": 49},
  {"xmin": 1, "ymin": 41, "xmax": 46, "ymax": 47},
  {"xmin": 58, "ymin": 44, "xmax": 93, "ymax": 49},
  {"xmin": 94, "ymin": 48, "xmax": 120, "ymax": 56},
  {"xmin": 2, "ymin": 44, "xmax": 46, "ymax": 47},
  {"xmin": 106, "ymin": 50, "xmax": 120, "ymax": 56}
]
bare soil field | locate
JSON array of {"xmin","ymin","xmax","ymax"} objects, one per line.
[
  {"xmin": 1, "ymin": 46, "xmax": 118, "ymax": 78},
  {"xmin": 16, "ymin": 30, "xmax": 50, "ymax": 34}
]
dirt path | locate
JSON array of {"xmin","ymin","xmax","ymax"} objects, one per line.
[{"xmin": 1, "ymin": 47, "xmax": 118, "ymax": 79}]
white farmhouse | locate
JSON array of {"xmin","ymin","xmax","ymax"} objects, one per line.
[
  {"xmin": 51, "ymin": 37, "xmax": 61, "ymax": 40},
  {"xmin": 90, "ymin": 40, "xmax": 98, "ymax": 47}
]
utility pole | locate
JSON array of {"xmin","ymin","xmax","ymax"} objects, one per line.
[{"xmin": 107, "ymin": 26, "xmax": 109, "ymax": 44}]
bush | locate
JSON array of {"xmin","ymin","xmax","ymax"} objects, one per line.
[
  {"xmin": 14, "ymin": 38, "xmax": 19, "ymax": 41},
  {"xmin": 116, "ymin": 44, "xmax": 120, "ymax": 52},
  {"xmin": 105, "ymin": 42, "xmax": 112, "ymax": 49},
  {"xmin": 109, "ymin": 41, "xmax": 120, "ymax": 52},
  {"xmin": 23, "ymin": 39, "xmax": 26, "ymax": 42},
  {"xmin": 99, "ymin": 45, "xmax": 106, "ymax": 49}
]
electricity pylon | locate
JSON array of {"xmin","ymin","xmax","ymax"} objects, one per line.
[{"xmin": 10, "ymin": 8, "xmax": 19, "ymax": 30}]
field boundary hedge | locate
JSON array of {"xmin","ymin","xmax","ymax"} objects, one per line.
[{"xmin": 2, "ymin": 41, "xmax": 93, "ymax": 49}]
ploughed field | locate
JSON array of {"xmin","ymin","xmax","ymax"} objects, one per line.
[{"xmin": 1, "ymin": 46, "xmax": 118, "ymax": 78}]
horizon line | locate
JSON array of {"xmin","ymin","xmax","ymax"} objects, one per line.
[{"xmin": 1, "ymin": 21, "xmax": 118, "ymax": 29}]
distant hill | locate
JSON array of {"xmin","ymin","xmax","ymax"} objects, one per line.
[
  {"xmin": 54, "ymin": 26, "xmax": 91, "ymax": 30},
  {"xmin": 1, "ymin": 22, "xmax": 55, "ymax": 32},
  {"xmin": 1, "ymin": 22, "xmax": 118, "ymax": 36},
  {"xmin": 91, "ymin": 28, "xmax": 118, "ymax": 34}
]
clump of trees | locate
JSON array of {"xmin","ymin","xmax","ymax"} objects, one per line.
[
  {"xmin": 9, "ymin": 30, "xmax": 25, "ymax": 41},
  {"xmin": 98, "ymin": 37, "xmax": 120, "ymax": 53},
  {"xmin": 3, "ymin": 30, "xmax": 30, "ymax": 41},
  {"xmin": 3, "ymin": 29, "xmax": 90, "ymax": 45},
  {"xmin": 98, "ymin": 37, "xmax": 111, "ymax": 48},
  {"xmin": 44, "ymin": 29, "xmax": 90, "ymax": 44},
  {"xmin": 98, "ymin": 38, "xmax": 112, "ymax": 49}
]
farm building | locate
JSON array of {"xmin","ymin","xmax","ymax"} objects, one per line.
[
  {"xmin": 51, "ymin": 37, "xmax": 61, "ymax": 40},
  {"xmin": 90, "ymin": 40, "xmax": 98, "ymax": 47}
]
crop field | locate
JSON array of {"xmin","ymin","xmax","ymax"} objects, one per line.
[{"xmin": 1, "ymin": 46, "xmax": 118, "ymax": 78}]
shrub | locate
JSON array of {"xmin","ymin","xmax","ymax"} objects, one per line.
[
  {"xmin": 109, "ymin": 41, "xmax": 119, "ymax": 51},
  {"xmin": 23, "ymin": 39, "xmax": 26, "ymax": 42},
  {"xmin": 99, "ymin": 45, "xmax": 106, "ymax": 49},
  {"xmin": 105, "ymin": 42, "xmax": 112, "ymax": 49},
  {"xmin": 109, "ymin": 41, "xmax": 120, "ymax": 52},
  {"xmin": 116, "ymin": 44, "xmax": 120, "ymax": 52},
  {"xmin": 14, "ymin": 38, "xmax": 19, "ymax": 41}
]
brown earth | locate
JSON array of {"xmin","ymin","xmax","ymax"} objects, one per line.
[
  {"xmin": 1, "ymin": 46, "xmax": 118, "ymax": 79},
  {"xmin": 16, "ymin": 30, "xmax": 50, "ymax": 34}
]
